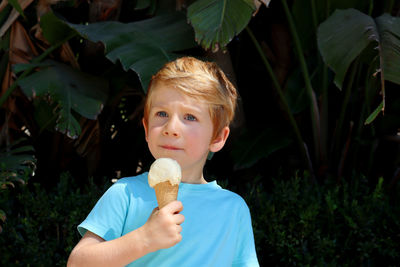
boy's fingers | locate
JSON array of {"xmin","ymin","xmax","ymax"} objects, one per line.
[
  {"xmin": 174, "ymin": 213, "xmax": 185, "ymax": 225},
  {"xmin": 162, "ymin": 200, "xmax": 183, "ymax": 214}
]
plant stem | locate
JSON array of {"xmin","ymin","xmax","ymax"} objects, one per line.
[
  {"xmin": 310, "ymin": 0, "xmax": 318, "ymax": 30},
  {"xmin": 326, "ymin": 0, "xmax": 331, "ymax": 16},
  {"xmin": 358, "ymin": 61, "xmax": 377, "ymax": 136},
  {"xmin": 352, "ymin": 62, "xmax": 377, "ymax": 175},
  {"xmin": 368, "ymin": 0, "xmax": 373, "ymax": 16},
  {"xmin": 332, "ymin": 59, "xmax": 359, "ymax": 163},
  {"xmin": 320, "ymin": 59, "xmax": 329, "ymax": 164},
  {"xmin": 320, "ymin": 0, "xmax": 332, "ymax": 167},
  {"xmin": 281, "ymin": 0, "xmax": 321, "ymax": 165},
  {"xmin": 387, "ymin": 0, "xmax": 394, "ymax": 14},
  {"xmin": 245, "ymin": 26, "xmax": 313, "ymax": 174},
  {"xmin": 311, "ymin": 0, "xmax": 329, "ymax": 165}
]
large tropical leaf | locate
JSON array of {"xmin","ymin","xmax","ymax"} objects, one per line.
[
  {"xmin": 231, "ymin": 128, "xmax": 292, "ymax": 170},
  {"xmin": 376, "ymin": 14, "xmax": 400, "ymax": 85},
  {"xmin": 291, "ymin": 0, "xmax": 369, "ymax": 51},
  {"xmin": 317, "ymin": 9, "xmax": 374, "ymax": 90},
  {"xmin": 317, "ymin": 9, "xmax": 400, "ymax": 90},
  {"xmin": 16, "ymin": 60, "xmax": 108, "ymax": 139},
  {"xmin": 187, "ymin": 0, "xmax": 255, "ymax": 51},
  {"xmin": 63, "ymin": 12, "xmax": 196, "ymax": 91}
]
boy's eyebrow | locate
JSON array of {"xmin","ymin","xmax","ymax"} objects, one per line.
[{"xmin": 181, "ymin": 105, "xmax": 204, "ymax": 114}]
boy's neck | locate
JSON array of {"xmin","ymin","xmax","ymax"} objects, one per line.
[{"xmin": 181, "ymin": 172, "xmax": 207, "ymax": 184}]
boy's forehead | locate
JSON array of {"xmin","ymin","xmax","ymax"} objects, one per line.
[{"xmin": 150, "ymin": 83, "xmax": 208, "ymax": 107}]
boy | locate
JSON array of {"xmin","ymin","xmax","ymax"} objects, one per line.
[{"xmin": 67, "ymin": 57, "xmax": 259, "ymax": 266}]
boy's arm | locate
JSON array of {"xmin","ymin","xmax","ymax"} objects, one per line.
[{"xmin": 67, "ymin": 201, "xmax": 184, "ymax": 267}]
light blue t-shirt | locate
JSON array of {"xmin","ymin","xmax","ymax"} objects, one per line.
[{"xmin": 78, "ymin": 173, "xmax": 259, "ymax": 266}]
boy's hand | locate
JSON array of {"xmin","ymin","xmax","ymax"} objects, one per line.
[
  {"xmin": 142, "ymin": 200, "xmax": 184, "ymax": 252},
  {"xmin": 67, "ymin": 202, "xmax": 184, "ymax": 267}
]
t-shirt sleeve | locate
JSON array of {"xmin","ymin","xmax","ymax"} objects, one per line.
[
  {"xmin": 232, "ymin": 202, "xmax": 259, "ymax": 267},
  {"xmin": 78, "ymin": 181, "xmax": 129, "ymax": 241}
]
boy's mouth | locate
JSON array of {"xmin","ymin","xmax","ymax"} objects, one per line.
[{"xmin": 160, "ymin": 145, "xmax": 182, "ymax": 151}]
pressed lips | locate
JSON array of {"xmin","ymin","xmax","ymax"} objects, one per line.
[{"xmin": 160, "ymin": 145, "xmax": 182, "ymax": 150}]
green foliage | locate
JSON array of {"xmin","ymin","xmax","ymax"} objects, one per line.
[
  {"xmin": 318, "ymin": 9, "xmax": 375, "ymax": 90},
  {"xmin": 317, "ymin": 9, "xmax": 400, "ymax": 123},
  {"xmin": 239, "ymin": 173, "xmax": 400, "ymax": 266},
  {"xmin": 365, "ymin": 100, "xmax": 384, "ymax": 125},
  {"xmin": 16, "ymin": 59, "xmax": 108, "ymax": 139},
  {"xmin": 0, "ymin": 138, "xmax": 35, "ymax": 188},
  {"xmin": 318, "ymin": 9, "xmax": 400, "ymax": 90},
  {"xmin": 40, "ymin": 12, "xmax": 77, "ymax": 45},
  {"xmin": 1, "ymin": 1, "xmax": 400, "ymax": 264},
  {"xmin": 64, "ymin": 11, "xmax": 196, "ymax": 91},
  {"xmin": 0, "ymin": 173, "xmax": 110, "ymax": 266},
  {"xmin": 375, "ymin": 13, "xmax": 400, "ymax": 85},
  {"xmin": 1, "ymin": 171, "xmax": 399, "ymax": 266},
  {"xmin": 241, "ymin": 2, "xmax": 400, "ymax": 176},
  {"xmin": 187, "ymin": 0, "xmax": 255, "ymax": 51},
  {"xmin": 6, "ymin": 0, "xmax": 26, "ymax": 20},
  {"xmin": 0, "ymin": 138, "xmax": 36, "ymax": 233},
  {"xmin": 231, "ymin": 127, "xmax": 292, "ymax": 170}
]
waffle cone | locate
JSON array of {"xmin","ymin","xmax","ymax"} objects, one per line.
[{"xmin": 154, "ymin": 181, "xmax": 179, "ymax": 209}]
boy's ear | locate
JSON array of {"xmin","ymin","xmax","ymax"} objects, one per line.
[
  {"xmin": 209, "ymin": 126, "xmax": 230, "ymax": 153},
  {"xmin": 142, "ymin": 118, "xmax": 149, "ymax": 142}
]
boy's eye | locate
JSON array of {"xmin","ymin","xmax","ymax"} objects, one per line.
[
  {"xmin": 185, "ymin": 114, "xmax": 197, "ymax": 121},
  {"xmin": 156, "ymin": 111, "xmax": 168, "ymax": 117}
]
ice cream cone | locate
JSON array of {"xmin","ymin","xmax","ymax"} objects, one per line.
[
  {"xmin": 148, "ymin": 158, "xmax": 182, "ymax": 209},
  {"xmin": 154, "ymin": 180, "xmax": 179, "ymax": 209}
]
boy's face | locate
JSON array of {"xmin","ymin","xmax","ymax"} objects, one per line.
[{"xmin": 143, "ymin": 82, "xmax": 228, "ymax": 181}]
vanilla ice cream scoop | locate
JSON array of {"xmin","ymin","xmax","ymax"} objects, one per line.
[
  {"xmin": 148, "ymin": 158, "xmax": 181, "ymax": 187},
  {"xmin": 148, "ymin": 158, "xmax": 181, "ymax": 208}
]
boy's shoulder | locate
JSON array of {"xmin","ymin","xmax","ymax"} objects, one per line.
[
  {"xmin": 116, "ymin": 172, "xmax": 148, "ymax": 186},
  {"xmin": 211, "ymin": 183, "xmax": 250, "ymax": 211},
  {"xmin": 111, "ymin": 172, "xmax": 151, "ymax": 193}
]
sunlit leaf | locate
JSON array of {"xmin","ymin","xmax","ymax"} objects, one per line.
[
  {"xmin": 364, "ymin": 101, "xmax": 383, "ymax": 125},
  {"xmin": 64, "ymin": 12, "xmax": 196, "ymax": 91},
  {"xmin": 16, "ymin": 60, "xmax": 108, "ymax": 138},
  {"xmin": 187, "ymin": 0, "xmax": 255, "ymax": 51}
]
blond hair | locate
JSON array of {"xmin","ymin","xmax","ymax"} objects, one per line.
[{"xmin": 143, "ymin": 57, "xmax": 237, "ymax": 140}]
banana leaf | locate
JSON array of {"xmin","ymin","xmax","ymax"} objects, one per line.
[
  {"xmin": 16, "ymin": 60, "xmax": 108, "ymax": 139},
  {"xmin": 231, "ymin": 128, "xmax": 292, "ymax": 170},
  {"xmin": 64, "ymin": 11, "xmax": 196, "ymax": 91},
  {"xmin": 317, "ymin": 9, "xmax": 400, "ymax": 90},
  {"xmin": 376, "ymin": 14, "xmax": 400, "ymax": 85},
  {"xmin": 187, "ymin": 0, "xmax": 255, "ymax": 51}
]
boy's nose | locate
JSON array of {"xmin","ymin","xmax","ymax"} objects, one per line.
[{"xmin": 163, "ymin": 116, "xmax": 180, "ymax": 137}]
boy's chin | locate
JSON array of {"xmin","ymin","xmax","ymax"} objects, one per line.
[{"xmin": 153, "ymin": 152, "xmax": 180, "ymax": 162}]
